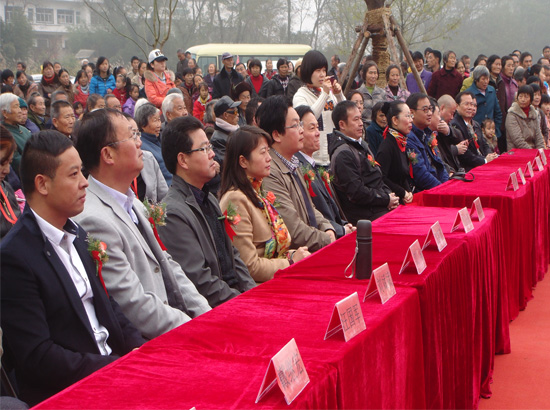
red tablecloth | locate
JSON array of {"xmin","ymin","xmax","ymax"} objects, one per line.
[
  {"xmin": 35, "ymin": 279, "xmax": 426, "ymax": 410},
  {"xmin": 276, "ymin": 206, "xmax": 507, "ymax": 409},
  {"xmin": 421, "ymin": 149, "xmax": 550, "ymax": 320}
]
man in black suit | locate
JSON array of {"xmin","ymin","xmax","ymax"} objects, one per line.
[
  {"xmin": 0, "ymin": 130, "xmax": 144, "ymax": 406},
  {"xmin": 294, "ymin": 105, "xmax": 354, "ymax": 238},
  {"xmin": 450, "ymin": 91, "xmax": 497, "ymax": 171}
]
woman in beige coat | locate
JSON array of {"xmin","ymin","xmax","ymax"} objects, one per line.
[
  {"xmin": 506, "ymin": 85, "xmax": 545, "ymax": 149},
  {"xmin": 219, "ymin": 126, "xmax": 310, "ymax": 282}
]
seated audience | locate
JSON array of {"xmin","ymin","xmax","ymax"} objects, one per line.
[
  {"xmin": 358, "ymin": 61, "xmax": 386, "ymax": 126},
  {"xmin": 158, "ymin": 116, "xmax": 255, "ymax": 305},
  {"xmin": 385, "ymin": 64, "xmax": 410, "ymax": 102},
  {"xmin": 73, "ymin": 109, "xmax": 210, "ymax": 340},
  {"xmin": 219, "ymin": 126, "xmax": 310, "ymax": 282},
  {"xmin": 366, "ymin": 101, "xmax": 387, "ymax": 156},
  {"xmin": 435, "ymin": 95, "xmax": 468, "ymax": 173},
  {"xmin": 1, "ymin": 93, "xmax": 30, "ymax": 177},
  {"xmin": 1, "ymin": 131, "xmax": 144, "ymax": 405},
  {"xmin": 329, "ymin": 100, "xmax": 398, "ymax": 224},
  {"xmin": 26, "ymin": 93, "xmax": 48, "ymax": 131},
  {"xmin": 0, "ymin": 126, "xmax": 20, "ymax": 240},
  {"xmin": 51, "ymin": 100, "xmax": 76, "ymax": 141},
  {"xmin": 506, "ymin": 85, "xmax": 545, "ymax": 149}
]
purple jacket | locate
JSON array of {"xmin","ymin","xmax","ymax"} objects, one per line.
[{"xmin": 123, "ymin": 97, "xmax": 136, "ymax": 117}]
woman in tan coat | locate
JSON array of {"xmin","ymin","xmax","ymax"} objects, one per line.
[
  {"xmin": 506, "ymin": 85, "xmax": 545, "ymax": 149},
  {"xmin": 219, "ymin": 126, "xmax": 310, "ymax": 282}
]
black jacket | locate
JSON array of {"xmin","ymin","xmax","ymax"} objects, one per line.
[
  {"xmin": 450, "ymin": 112, "xmax": 493, "ymax": 172},
  {"xmin": 266, "ymin": 74, "xmax": 288, "ymax": 97},
  {"xmin": 212, "ymin": 68, "xmax": 243, "ymax": 99},
  {"xmin": 328, "ymin": 130, "xmax": 391, "ymax": 224},
  {"xmin": 375, "ymin": 129, "xmax": 414, "ymax": 201},
  {"xmin": 435, "ymin": 126, "xmax": 463, "ymax": 173},
  {"xmin": 1, "ymin": 207, "xmax": 144, "ymax": 405}
]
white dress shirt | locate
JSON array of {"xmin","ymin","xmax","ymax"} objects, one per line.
[{"xmin": 90, "ymin": 176, "xmax": 139, "ymax": 224}]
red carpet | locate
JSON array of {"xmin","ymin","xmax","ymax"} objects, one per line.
[{"xmin": 478, "ymin": 267, "xmax": 550, "ymax": 409}]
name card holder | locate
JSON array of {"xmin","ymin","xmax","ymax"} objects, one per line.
[
  {"xmin": 506, "ymin": 172, "xmax": 519, "ymax": 191},
  {"xmin": 422, "ymin": 221, "xmax": 448, "ymax": 251},
  {"xmin": 517, "ymin": 168, "xmax": 526, "ymax": 185},
  {"xmin": 325, "ymin": 292, "xmax": 367, "ymax": 341},
  {"xmin": 470, "ymin": 197, "xmax": 485, "ymax": 221},
  {"xmin": 399, "ymin": 239, "xmax": 427, "ymax": 275},
  {"xmin": 535, "ymin": 156, "xmax": 544, "ymax": 172},
  {"xmin": 539, "ymin": 148, "xmax": 547, "ymax": 165},
  {"xmin": 363, "ymin": 263, "xmax": 397, "ymax": 304},
  {"xmin": 451, "ymin": 207, "xmax": 475, "ymax": 233},
  {"xmin": 525, "ymin": 161, "xmax": 534, "ymax": 178},
  {"xmin": 256, "ymin": 339, "xmax": 310, "ymax": 405}
]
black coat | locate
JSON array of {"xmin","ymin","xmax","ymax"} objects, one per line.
[
  {"xmin": 0, "ymin": 207, "xmax": 144, "ymax": 405},
  {"xmin": 212, "ymin": 68, "xmax": 243, "ymax": 99},
  {"xmin": 266, "ymin": 75, "xmax": 288, "ymax": 97},
  {"xmin": 450, "ymin": 112, "xmax": 493, "ymax": 172},
  {"xmin": 375, "ymin": 130, "xmax": 414, "ymax": 201},
  {"xmin": 435, "ymin": 126, "xmax": 463, "ymax": 173}
]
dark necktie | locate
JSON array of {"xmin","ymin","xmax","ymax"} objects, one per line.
[{"xmin": 291, "ymin": 171, "xmax": 317, "ymax": 228}]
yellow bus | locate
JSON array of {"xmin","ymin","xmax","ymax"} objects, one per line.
[{"xmin": 186, "ymin": 43, "xmax": 312, "ymax": 73}]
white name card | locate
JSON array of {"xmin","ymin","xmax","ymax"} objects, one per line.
[
  {"xmin": 535, "ymin": 156, "xmax": 544, "ymax": 171},
  {"xmin": 470, "ymin": 197, "xmax": 485, "ymax": 222},
  {"xmin": 539, "ymin": 149, "xmax": 547, "ymax": 165},
  {"xmin": 451, "ymin": 207, "xmax": 474, "ymax": 233},
  {"xmin": 506, "ymin": 172, "xmax": 519, "ymax": 191},
  {"xmin": 325, "ymin": 292, "xmax": 367, "ymax": 341},
  {"xmin": 526, "ymin": 161, "xmax": 534, "ymax": 178},
  {"xmin": 256, "ymin": 339, "xmax": 310, "ymax": 405},
  {"xmin": 363, "ymin": 263, "xmax": 397, "ymax": 304},
  {"xmin": 422, "ymin": 221, "xmax": 448, "ymax": 252},
  {"xmin": 399, "ymin": 239, "xmax": 427, "ymax": 275},
  {"xmin": 517, "ymin": 168, "xmax": 526, "ymax": 185}
]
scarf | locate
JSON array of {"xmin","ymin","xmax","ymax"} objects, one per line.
[
  {"xmin": 79, "ymin": 84, "xmax": 90, "ymax": 94},
  {"xmin": 42, "ymin": 75, "xmax": 55, "ymax": 85},
  {"xmin": 383, "ymin": 126, "xmax": 407, "ymax": 152},
  {"xmin": 215, "ymin": 118, "xmax": 239, "ymax": 133},
  {"xmin": 249, "ymin": 177, "xmax": 291, "ymax": 259},
  {"xmin": 521, "ymin": 105, "xmax": 531, "ymax": 117}
]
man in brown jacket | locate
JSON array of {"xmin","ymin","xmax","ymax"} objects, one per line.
[{"xmin": 256, "ymin": 96, "xmax": 335, "ymax": 252}]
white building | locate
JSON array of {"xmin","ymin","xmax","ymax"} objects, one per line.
[{"xmin": 1, "ymin": 0, "xmax": 96, "ymax": 54}]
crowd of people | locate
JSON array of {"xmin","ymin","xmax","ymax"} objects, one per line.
[{"xmin": 0, "ymin": 43, "xmax": 549, "ymax": 407}]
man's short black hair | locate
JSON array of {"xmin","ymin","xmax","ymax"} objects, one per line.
[
  {"xmin": 51, "ymin": 100, "xmax": 72, "ymax": 120},
  {"xmin": 406, "ymin": 92, "xmax": 429, "ymax": 110},
  {"xmin": 182, "ymin": 67, "xmax": 194, "ymax": 76},
  {"xmin": 300, "ymin": 50, "xmax": 328, "ymax": 84},
  {"xmin": 454, "ymin": 91, "xmax": 475, "ymax": 105},
  {"xmin": 412, "ymin": 51, "xmax": 424, "ymax": 62},
  {"xmin": 20, "ymin": 130, "xmax": 74, "ymax": 196},
  {"xmin": 332, "ymin": 100, "xmax": 357, "ymax": 131},
  {"xmin": 161, "ymin": 116, "xmax": 204, "ymax": 175},
  {"xmin": 520, "ymin": 52, "xmax": 532, "ymax": 63},
  {"xmin": 431, "ymin": 50, "xmax": 442, "ymax": 64},
  {"xmin": 131, "ymin": 56, "xmax": 140, "ymax": 63},
  {"xmin": 76, "ymin": 108, "xmax": 124, "ymax": 172},
  {"xmin": 256, "ymin": 95, "xmax": 289, "ymax": 136}
]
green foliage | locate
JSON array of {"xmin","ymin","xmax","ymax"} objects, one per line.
[{"xmin": 0, "ymin": 10, "xmax": 34, "ymax": 65}]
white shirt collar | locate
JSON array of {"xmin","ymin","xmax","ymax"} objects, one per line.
[
  {"xmin": 299, "ymin": 151, "xmax": 316, "ymax": 168},
  {"xmin": 31, "ymin": 208, "xmax": 77, "ymax": 246},
  {"xmin": 91, "ymin": 176, "xmax": 139, "ymax": 224}
]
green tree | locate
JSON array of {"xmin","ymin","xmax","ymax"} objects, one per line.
[{"xmin": 0, "ymin": 9, "xmax": 34, "ymax": 65}]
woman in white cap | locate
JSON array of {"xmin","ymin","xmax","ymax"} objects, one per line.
[{"xmin": 144, "ymin": 49, "xmax": 175, "ymax": 109}]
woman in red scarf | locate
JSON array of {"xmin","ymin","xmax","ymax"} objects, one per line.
[{"xmin": 37, "ymin": 61, "xmax": 60, "ymax": 120}]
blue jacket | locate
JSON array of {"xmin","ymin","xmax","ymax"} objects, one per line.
[
  {"xmin": 140, "ymin": 131, "xmax": 172, "ymax": 186},
  {"xmin": 89, "ymin": 74, "xmax": 116, "ymax": 97},
  {"xmin": 466, "ymin": 83, "xmax": 503, "ymax": 138},
  {"xmin": 406, "ymin": 124, "xmax": 449, "ymax": 191}
]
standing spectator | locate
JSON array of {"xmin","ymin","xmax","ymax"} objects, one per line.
[
  {"xmin": 520, "ymin": 52, "xmax": 533, "ymax": 69},
  {"xmin": 113, "ymin": 74, "xmax": 131, "ymax": 106},
  {"xmin": 131, "ymin": 61, "xmax": 147, "ymax": 90},
  {"xmin": 232, "ymin": 81, "xmax": 252, "ymax": 127},
  {"xmin": 328, "ymin": 55, "xmax": 340, "ymax": 80},
  {"xmin": 56, "ymin": 68, "xmax": 75, "ymax": 104},
  {"xmin": 385, "ymin": 64, "xmax": 410, "ymax": 102},
  {"xmin": 487, "ymin": 55, "xmax": 502, "ymax": 89},
  {"xmin": 193, "ymin": 82, "xmax": 211, "ymax": 123},
  {"xmin": 144, "ymin": 49, "xmax": 175, "ymax": 109},
  {"xmin": 264, "ymin": 59, "xmax": 276, "ymax": 80},
  {"xmin": 466, "ymin": 66, "xmax": 503, "ymax": 140},
  {"xmin": 13, "ymin": 71, "xmax": 38, "ymax": 100},
  {"xmin": 178, "ymin": 68, "xmax": 196, "ymax": 115},
  {"xmin": 74, "ymin": 69, "xmax": 90, "ymax": 107},
  {"xmin": 212, "ymin": 53, "xmax": 243, "ymax": 99},
  {"xmin": 496, "ymin": 55, "xmax": 517, "ymax": 152},
  {"xmin": 266, "ymin": 58, "xmax": 291, "ymax": 98},
  {"xmin": 358, "ymin": 61, "xmax": 386, "ymax": 125},
  {"xmin": 176, "ymin": 49, "xmax": 188, "ymax": 77},
  {"xmin": 293, "ymin": 50, "xmax": 344, "ymax": 130},
  {"xmin": 426, "ymin": 50, "xmax": 441, "ymax": 73},
  {"xmin": 286, "ymin": 58, "xmax": 304, "ymax": 102},
  {"xmin": 506, "ymin": 85, "xmax": 545, "ymax": 149},
  {"xmin": 37, "ymin": 61, "xmax": 60, "ymax": 119},
  {"xmin": 406, "ymin": 51, "xmax": 432, "ymax": 93},
  {"xmin": 89, "ymin": 57, "xmax": 116, "ymax": 97},
  {"xmin": 16, "ymin": 61, "xmax": 26, "ymax": 72},
  {"xmin": 427, "ymin": 51, "xmax": 463, "ymax": 100},
  {"xmin": 1, "ymin": 69, "xmax": 14, "ymax": 87},
  {"xmin": 1, "ymin": 94, "xmax": 30, "ymax": 177},
  {"xmin": 235, "ymin": 63, "xmax": 248, "ymax": 80},
  {"xmin": 204, "ymin": 63, "xmax": 217, "ymax": 93},
  {"xmin": 27, "ymin": 93, "xmax": 47, "ymax": 131},
  {"xmin": 461, "ymin": 55, "xmax": 471, "ymax": 76},
  {"xmin": 210, "ymin": 96, "xmax": 241, "ymax": 172},
  {"xmin": 246, "ymin": 58, "xmax": 268, "ymax": 98},
  {"xmin": 130, "ymin": 56, "xmax": 140, "ymax": 78}
]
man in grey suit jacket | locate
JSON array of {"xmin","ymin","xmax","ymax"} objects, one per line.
[
  {"xmin": 158, "ymin": 116, "xmax": 256, "ymax": 308},
  {"xmin": 73, "ymin": 109, "xmax": 210, "ymax": 340}
]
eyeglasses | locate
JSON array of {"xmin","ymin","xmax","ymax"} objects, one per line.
[
  {"xmin": 416, "ymin": 105, "xmax": 435, "ymax": 113},
  {"xmin": 284, "ymin": 121, "xmax": 304, "ymax": 130},
  {"xmin": 461, "ymin": 102, "xmax": 477, "ymax": 107},
  {"xmin": 186, "ymin": 143, "xmax": 213, "ymax": 155},
  {"xmin": 107, "ymin": 129, "xmax": 141, "ymax": 146},
  {"xmin": 225, "ymin": 109, "xmax": 238, "ymax": 115}
]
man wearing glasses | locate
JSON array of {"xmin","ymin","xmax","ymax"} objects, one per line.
[
  {"xmin": 405, "ymin": 93, "xmax": 449, "ymax": 191},
  {"xmin": 157, "ymin": 116, "xmax": 256, "ymax": 308},
  {"xmin": 73, "ymin": 109, "xmax": 210, "ymax": 340},
  {"xmin": 450, "ymin": 91, "xmax": 497, "ymax": 172},
  {"xmin": 257, "ymin": 96, "xmax": 336, "ymax": 252}
]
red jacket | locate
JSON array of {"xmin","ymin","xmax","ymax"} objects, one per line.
[
  {"xmin": 74, "ymin": 85, "xmax": 89, "ymax": 106},
  {"xmin": 427, "ymin": 68, "xmax": 463, "ymax": 100},
  {"xmin": 193, "ymin": 95, "xmax": 212, "ymax": 123},
  {"xmin": 113, "ymin": 88, "xmax": 128, "ymax": 105},
  {"xmin": 144, "ymin": 70, "xmax": 175, "ymax": 108}
]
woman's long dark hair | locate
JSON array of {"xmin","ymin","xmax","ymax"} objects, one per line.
[
  {"xmin": 94, "ymin": 56, "xmax": 111, "ymax": 77},
  {"xmin": 219, "ymin": 125, "xmax": 273, "ymax": 208}
]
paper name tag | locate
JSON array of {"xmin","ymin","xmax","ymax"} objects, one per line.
[
  {"xmin": 325, "ymin": 292, "xmax": 367, "ymax": 341},
  {"xmin": 451, "ymin": 207, "xmax": 474, "ymax": 233},
  {"xmin": 539, "ymin": 149, "xmax": 547, "ymax": 165},
  {"xmin": 470, "ymin": 197, "xmax": 485, "ymax": 221},
  {"xmin": 256, "ymin": 339, "xmax": 310, "ymax": 405},
  {"xmin": 363, "ymin": 263, "xmax": 397, "ymax": 304},
  {"xmin": 535, "ymin": 156, "xmax": 544, "ymax": 171},
  {"xmin": 422, "ymin": 221, "xmax": 447, "ymax": 252},
  {"xmin": 526, "ymin": 161, "xmax": 534, "ymax": 178},
  {"xmin": 399, "ymin": 239, "xmax": 427, "ymax": 275},
  {"xmin": 506, "ymin": 172, "xmax": 519, "ymax": 191},
  {"xmin": 517, "ymin": 168, "xmax": 526, "ymax": 185}
]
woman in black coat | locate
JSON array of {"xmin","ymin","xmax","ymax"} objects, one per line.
[{"xmin": 375, "ymin": 101, "xmax": 414, "ymax": 204}]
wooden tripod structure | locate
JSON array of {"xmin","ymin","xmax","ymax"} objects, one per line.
[{"xmin": 338, "ymin": 3, "xmax": 426, "ymax": 96}]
